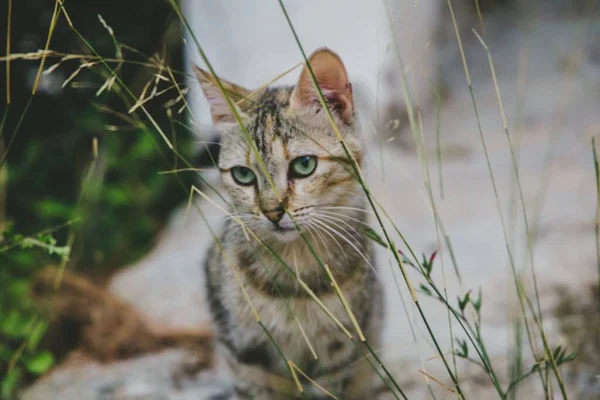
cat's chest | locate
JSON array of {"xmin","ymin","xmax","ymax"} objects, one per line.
[
  {"xmin": 234, "ymin": 284, "xmax": 355, "ymax": 358},
  {"xmin": 222, "ymin": 244, "xmax": 366, "ymax": 362}
]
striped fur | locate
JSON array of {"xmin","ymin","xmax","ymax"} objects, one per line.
[{"xmin": 198, "ymin": 48, "xmax": 384, "ymax": 399}]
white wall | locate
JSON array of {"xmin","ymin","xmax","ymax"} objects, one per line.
[{"xmin": 182, "ymin": 0, "xmax": 440, "ymax": 133}]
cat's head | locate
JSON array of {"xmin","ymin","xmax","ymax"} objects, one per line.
[{"xmin": 195, "ymin": 48, "xmax": 366, "ymax": 242}]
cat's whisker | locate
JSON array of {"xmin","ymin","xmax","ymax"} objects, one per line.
[
  {"xmin": 223, "ymin": 215, "xmax": 250, "ymax": 226},
  {"xmin": 194, "ymin": 215, "xmax": 227, "ymax": 227},
  {"xmin": 229, "ymin": 214, "xmax": 255, "ymax": 222},
  {"xmin": 305, "ymin": 220, "xmax": 332, "ymax": 263},
  {"xmin": 308, "ymin": 220, "xmax": 349, "ymax": 264},
  {"xmin": 319, "ymin": 205, "xmax": 375, "ymax": 215},
  {"xmin": 310, "ymin": 221, "xmax": 332, "ymax": 259},
  {"xmin": 228, "ymin": 211, "xmax": 259, "ymax": 221},
  {"xmin": 310, "ymin": 221, "xmax": 356, "ymax": 271},
  {"xmin": 313, "ymin": 212, "xmax": 365, "ymax": 242},
  {"xmin": 311, "ymin": 218, "xmax": 378, "ymax": 277},
  {"xmin": 314, "ymin": 210, "xmax": 370, "ymax": 227},
  {"xmin": 222, "ymin": 221, "xmax": 245, "ymax": 237},
  {"xmin": 301, "ymin": 222, "xmax": 325, "ymax": 258},
  {"xmin": 222, "ymin": 215, "xmax": 261, "ymax": 240},
  {"xmin": 297, "ymin": 223, "xmax": 330, "ymax": 303},
  {"xmin": 313, "ymin": 216, "xmax": 366, "ymax": 254}
]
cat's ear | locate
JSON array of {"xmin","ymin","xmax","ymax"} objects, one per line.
[
  {"xmin": 193, "ymin": 65, "xmax": 253, "ymax": 124},
  {"xmin": 290, "ymin": 48, "xmax": 354, "ymax": 124}
]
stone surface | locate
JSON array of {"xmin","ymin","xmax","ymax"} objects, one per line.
[
  {"xmin": 22, "ymin": 351, "xmax": 229, "ymax": 400},
  {"xmin": 107, "ymin": 173, "xmax": 225, "ymax": 334}
]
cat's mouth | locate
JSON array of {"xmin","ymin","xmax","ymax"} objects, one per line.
[
  {"xmin": 268, "ymin": 215, "xmax": 298, "ymax": 232},
  {"xmin": 269, "ymin": 221, "xmax": 304, "ymax": 241},
  {"xmin": 260, "ymin": 211, "xmax": 306, "ymax": 240},
  {"xmin": 274, "ymin": 225, "xmax": 296, "ymax": 232},
  {"xmin": 274, "ymin": 228, "xmax": 301, "ymax": 242}
]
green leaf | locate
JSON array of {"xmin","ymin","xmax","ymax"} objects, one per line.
[
  {"xmin": 421, "ymin": 250, "xmax": 437, "ymax": 277},
  {"xmin": 130, "ymin": 134, "xmax": 156, "ymax": 158},
  {"xmin": 419, "ymin": 284, "xmax": 432, "ymax": 296},
  {"xmin": 1, "ymin": 222, "xmax": 15, "ymax": 241},
  {"xmin": 25, "ymin": 351, "xmax": 54, "ymax": 375},
  {"xmin": 364, "ymin": 226, "xmax": 388, "ymax": 249},
  {"xmin": 472, "ymin": 288, "xmax": 482, "ymax": 312},
  {"xmin": 8, "ymin": 279, "xmax": 30, "ymax": 299},
  {"xmin": 35, "ymin": 199, "xmax": 73, "ymax": 219},
  {"xmin": 1, "ymin": 310, "xmax": 33, "ymax": 338},
  {"xmin": 553, "ymin": 345, "xmax": 563, "ymax": 361},
  {"xmin": 0, "ymin": 343, "xmax": 12, "ymax": 361},
  {"xmin": 7, "ymin": 249, "xmax": 37, "ymax": 267},
  {"xmin": 458, "ymin": 291, "xmax": 471, "ymax": 312},
  {"xmin": 104, "ymin": 187, "xmax": 132, "ymax": 206},
  {"xmin": 455, "ymin": 338, "xmax": 468, "ymax": 358},
  {"xmin": 563, "ymin": 352, "xmax": 577, "ymax": 363},
  {"xmin": 27, "ymin": 321, "xmax": 48, "ymax": 352},
  {"xmin": 37, "ymin": 233, "xmax": 57, "ymax": 247},
  {"xmin": 1, "ymin": 367, "xmax": 22, "ymax": 399}
]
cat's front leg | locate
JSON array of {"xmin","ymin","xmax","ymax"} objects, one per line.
[
  {"xmin": 229, "ymin": 382, "xmax": 274, "ymax": 400},
  {"xmin": 206, "ymin": 383, "xmax": 274, "ymax": 400},
  {"xmin": 220, "ymin": 341, "xmax": 300, "ymax": 400}
]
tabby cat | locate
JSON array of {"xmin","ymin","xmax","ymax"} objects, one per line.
[{"xmin": 197, "ymin": 48, "xmax": 384, "ymax": 399}]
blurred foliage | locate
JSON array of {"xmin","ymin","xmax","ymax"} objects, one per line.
[
  {"xmin": 0, "ymin": 0, "xmax": 195, "ymax": 396},
  {"xmin": 0, "ymin": 226, "xmax": 68, "ymax": 398}
]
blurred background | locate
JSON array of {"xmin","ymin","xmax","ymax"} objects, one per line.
[
  {"xmin": 1, "ymin": 0, "xmax": 600, "ymax": 399},
  {"xmin": 0, "ymin": 0, "xmax": 196, "ymax": 397}
]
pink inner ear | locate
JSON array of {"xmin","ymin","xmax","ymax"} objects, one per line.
[
  {"xmin": 193, "ymin": 65, "xmax": 253, "ymax": 124},
  {"xmin": 204, "ymin": 93, "xmax": 230, "ymax": 122},
  {"xmin": 314, "ymin": 88, "xmax": 340, "ymax": 110},
  {"xmin": 292, "ymin": 48, "xmax": 354, "ymax": 123},
  {"xmin": 310, "ymin": 85, "xmax": 353, "ymax": 122}
]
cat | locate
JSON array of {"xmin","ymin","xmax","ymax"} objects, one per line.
[{"xmin": 197, "ymin": 48, "xmax": 385, "ymax": 399}]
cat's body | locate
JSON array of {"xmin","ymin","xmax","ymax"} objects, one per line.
[
  {"xmin": 204, "ymin": 217, "xmax": 383, "ymax": 398},
  {"xmin": 198, "ymin": 50, "xmax": 385, "ymax": 398}
]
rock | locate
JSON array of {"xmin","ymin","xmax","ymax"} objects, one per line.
[
  {"xmin": 107, "ymin": 171, "xmax": 225, "ymax": 334},
  {"xmin": 22, "ymin": 351, "xmax": 229, "ymax": 400}
]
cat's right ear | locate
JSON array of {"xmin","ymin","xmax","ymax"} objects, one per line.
[
  {"xmin": 290, "ymin": 48, "xmax": 354, "ymax": 124},
  {"xmin": 193, "ymin": 65, "xmax": 253, "ymax": 124}
]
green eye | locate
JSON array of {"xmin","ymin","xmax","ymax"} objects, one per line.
[
  {"xmin": 290, "ymin": 156, "xmax": 317, "ymax": 178},
  {"xmin": 231, "ymin": 166, "xmax": 257, "ymax": 185}
]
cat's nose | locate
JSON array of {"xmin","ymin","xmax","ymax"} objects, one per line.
[{"xmin": 264, "ymin": 207, "xmax": 285, "ymax": 224}]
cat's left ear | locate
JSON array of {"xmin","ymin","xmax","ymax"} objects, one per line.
[
  {"xmin": 290, "ymin": 48, "xmax": 354, "ymax": 124},
  {"xmin": 193, "ymin": 65, "xmax": 253, "ymax": 124}
]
